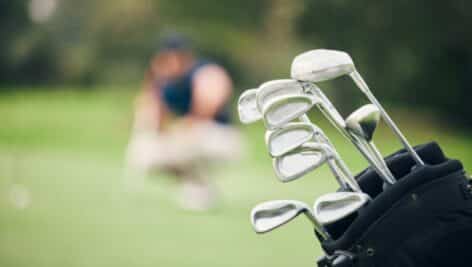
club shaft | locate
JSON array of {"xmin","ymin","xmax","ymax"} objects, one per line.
[
  {"xmin": 350, "ymin": 71, "xmax": 425, "ymax": 166},
  {"xmin": 350, "ymin": 133, "xmax": 396, "ymax": 183},
  {"xmin": 299, "ymin": 115, "xmax": 350, "ymax": 189},
  {"xmin": 365, "ymin": 141, "xmax": 396, "ymax": 185},
  {"xmin": 305, "ymin": 84, "xmax": 396, "ymax": 183},
  {"xmin": 333, "ymin": 154, "xmax": 362, "ymax": 192},
  {"xmin": 300, "ymin": 115, "xmax": 361, "ymax": 192},
  {"xmin": 306, "ymin": 212, "xmax": 330, "ymax": 240}
]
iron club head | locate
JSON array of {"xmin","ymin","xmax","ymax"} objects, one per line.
[
  {"xmin": 257, "ymin": 79, "xmax": 320, "ymax": 129},
  {"xmin": 345, "ymin": 104, "xmax": 381, "ymax": 142},
  {"xmin": 250, "ymin": 199, "xmax": 329, "ymax": 239},
  {"xmin": 313, "ymin": 192, "xmax": 370, "ymax": 225},
  {"xmin": 266, "ymin": 122, "xmax": 315, "ymax": 157},
  {"xmin": 262, "ymin": 94, "xmax": 320, "ymax": 130},
  {"xmin": 238, "ymin": 88, "xmax": 262, "ymax": 124},
  {"xmin": 291, "ymin": 49, "xmax": 355, "ymax": 82},
  {"xmin": 257, "ymin": 79, "xmax": 306, "ymax": 111},
  {"xmin": 273, "ymin": 142, "xmax": 334, "ymax": 182}
]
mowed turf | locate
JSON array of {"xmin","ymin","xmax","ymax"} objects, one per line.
[{"xmin": 0, "ymin": 88, "xmax": 471, "ymax": 267}]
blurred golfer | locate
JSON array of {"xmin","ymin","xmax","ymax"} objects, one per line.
[{"xmin": 126, "ymin": 34, "xmax": 241, "ymax": 210}]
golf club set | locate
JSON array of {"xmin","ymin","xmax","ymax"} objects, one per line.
[{"xmin": 238, "ymin": 49, "xmax": 472, "ymax": 267}]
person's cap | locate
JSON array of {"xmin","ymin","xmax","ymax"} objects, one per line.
[{"xmin": 158, "ymin": 32, "xmax": 192, "ymax": 52}]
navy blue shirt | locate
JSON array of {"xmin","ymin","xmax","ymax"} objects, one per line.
[{"xmin": 159, "ymin": 60, "xmax": 230, "ymax": 124}]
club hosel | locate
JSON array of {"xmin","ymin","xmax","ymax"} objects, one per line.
[
  {"xmin": 306, "ymin": 212, "xmax": 330, "ymax": 240},
  {"xmin": 306, "ymin": 143, "xmax": 334, "ymax": 157},
  {"xmin": 303, "ymin": 82, "xmax": 346, "ymax": 128}
]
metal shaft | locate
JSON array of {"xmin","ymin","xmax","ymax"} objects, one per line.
[
  {"xmin": 363, "ymin": 139, "xmax": 396, "ymax": 185},
  {"xmin": 300, "ymin": 115, "xmax": 361, "ymax": 192},
  {"xmin": 350, "ymin": 71, "xmax": 425, "ymax": 166},
  {"xmin": 305, "ymin": 211, "xmax": 331, "ymax": 240},
  {"xmin": 302, "ymin": 83, "xmax": 396, "ymax": 183},
  {"xmin": 314, "ymin": 88, "xmax": 395, "ymax": 182},
  {"xmin": 368, "ymin": 141, "xmax": 395, "ymax": 179}
]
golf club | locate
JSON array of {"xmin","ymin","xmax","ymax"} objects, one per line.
[
  {"xmin": 262, "ymin": 94, "xmax": 320, "ymax": 129},
  {"xmin": 266, "ymin": 119, "xmax": 356, "ymax": 191},
  {"xmin": 273, "ymin": 142, "xmax": 362, "ymax": 192},
  {"xmin": 346, "ymin": 104, "xmax": 396, "ymax": 185},
  {"xmin": 266, "ymin": 122, "xmax": 315, "ymax": 157},
  {"xmin": 238, "ymin": 88, "xmax": 262, "ymax": 124},
  {"xmin": 313, "ymin": 192, "xmax": 370, "ymax": 225},
  {"xmin": 299, "ymin": 82, "xmax": 394, "ymax": 183},
  {"xmin": 291, "ymin": 49, "xmax": 424, "ymax": 166},
  {"xmin": 298, "ymin": 115, "xmax": 361, "ymax": 192},
  {"xmin": 273, "ymin": 142, "xmax": 329, "ymax": 182},
  {"xmin": 255, "ymin": 79, "xmax": 390, "ymax": 181},
  {"xmin": 240, "ymin": 84, "xmax": 360, "ymax": 191},
  {"xmin": 250, "ymin": 199, "xmax": 329, "ymax": 240},
  {"xmin": 257, "ymin": 79, "xmax": 308, "ymax": 111}
]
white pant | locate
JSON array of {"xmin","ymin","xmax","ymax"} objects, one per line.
[{"xmin": 126, "ymin": 121, "xmax": 242, "ymax": 174}]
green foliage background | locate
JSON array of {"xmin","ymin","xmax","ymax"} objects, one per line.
[{"xmin": 2, "ymin": 0, "xmax": 472, "ymax": 126}]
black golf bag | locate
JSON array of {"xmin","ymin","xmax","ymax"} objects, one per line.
[{"xmin": 316, "ymin": 142, "xmax": 472, "ymax": 267}]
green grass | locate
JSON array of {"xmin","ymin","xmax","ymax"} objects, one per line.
[{"xmin": 0, "ymin": 88, "xmax": 471, "ymax": 267}]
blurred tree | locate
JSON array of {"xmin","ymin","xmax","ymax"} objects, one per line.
[
  {"xmin": 264, "ymin": 0, "xmax": 303, "ymax": 47},
  {"xmin": 296, "ymin": 0, "xmax": 472, "ymax": 126},
  {"xmin": 0, "ymin": 1, "xmax": 40, "ymax": 83},
  {"xmin": 1, "ymin": 0, "xmax": 471, "ymax": 127}
]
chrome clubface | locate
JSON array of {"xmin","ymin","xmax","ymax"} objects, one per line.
[
  {"xmin": 266, "ymin": 122, "xmax": 315, "ymax": 157},
  {"xmin": 313, "ymin": 192, "xmax": 370, "ymax": 225},
  {"xmin": 256, "ymin": 79, "xmax": 320, "ymax": 130},
  {"xmin": 262, "ymin": 94, "xmax": 319, "ymax": 130},
  {"xmin": 250, "ymin": 200, "xmax": 311, "ymax": 233},
  {"xmin": 291, "ymin": 49, "xmax": 355, "ymax": 82},
  {"xmin": 345, "ymin": 104, "xmax": 380, "ymax": 141},
  {"xmin": 273, "ymin": 142, "xmax": 333, "ymax": 182},
  {"xmin": 238, "ymin": 88, "xmax": 262, "ymax": 124},
  {"xmin": 257, "ymin": 79, "xmax": 305, "ymax": 111}
]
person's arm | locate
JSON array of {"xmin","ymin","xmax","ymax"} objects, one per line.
[
  {"xmin": 133, "ymin": 84, "xmax": 168, "ymax": 132},
  {"xmin": 189, "ymin": 64, "xmax": 232, "ymax": 120}
]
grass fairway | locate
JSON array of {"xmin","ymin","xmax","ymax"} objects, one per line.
[{"xmin": 0, "ymin": 88, "xmax": 471, "ymax": 267}]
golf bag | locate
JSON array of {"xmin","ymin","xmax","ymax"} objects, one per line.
[{"xmin": 317, "ymin": 142, "xmax": 472, "ymax": 267}]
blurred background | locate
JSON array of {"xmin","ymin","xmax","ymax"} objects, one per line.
[{"xmin": 1, "ymin": 0, "xmax": 472, "ymax": 266}]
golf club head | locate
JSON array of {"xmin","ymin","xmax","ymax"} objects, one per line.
[
  {"xmin": 250, "ymin": 200, "xmax": 312, "ymax": 233},
  {"xmin": 262, "ymin": 94, "xmax": 318, "ymax": 130},
  {"xmin": 273, "ymin": 142, "xmax": 333, "ymax": 182},
  {"xmin": 264, "ymin": 130, "xmax": 271, "ymax": 144},
  {"xmin": 257, "ymin": 79, "xmax": 307, "ymax": 111},
  {"xmin": 313, "ymin": 192, "xmax": 370, "ymax": 225},
  {"xmin": 266, "ymin": 122, "xmax": 315, "ymax": 157},
  {"xmin": 345, "ymin": 104, "xmax": 380, "ymax": 142},
  {"xmin": 238, "ymin": 88, "xmax": 262, "ymax": 124},
  {"xmin": 291, "ymin": 49, "xmax": 355, "ymax": 82}
]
